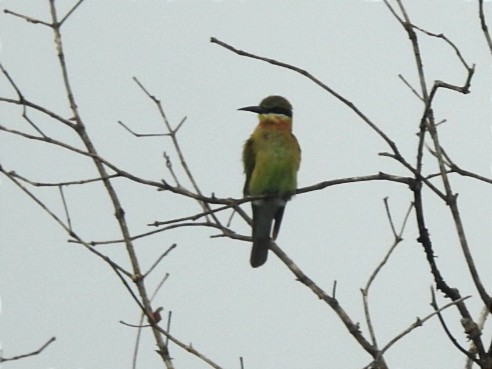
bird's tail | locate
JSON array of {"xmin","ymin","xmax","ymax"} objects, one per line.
[
  {"xmin": 250, "ymin": 237, "xmax": 270, "ymax": 268},
  {"xmin": 250, "ymin": 201, "xmax": 277, "ymax": 268}
]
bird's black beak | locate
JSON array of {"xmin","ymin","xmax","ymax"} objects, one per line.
[{"xmin": 238, "ymin": 105, "xmax": 265, "ymax": 114}]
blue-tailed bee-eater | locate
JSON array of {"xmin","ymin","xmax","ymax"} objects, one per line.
[{"xmin": 239, "ymin": 95, "xmax": 301, "ymax": 267}]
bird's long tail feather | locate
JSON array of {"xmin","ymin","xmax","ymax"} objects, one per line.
[{"xmin": 250, "ymin": 200, "xmax": 284, "ymax": 267}]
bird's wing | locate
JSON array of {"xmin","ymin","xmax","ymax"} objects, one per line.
[
  {"xmin": 242, "ymin": 137, "xmax": 255, "ymax": 196},
  {"xmin": 294, "ymin": 134, "xmax": 301, "ymax": 171}
]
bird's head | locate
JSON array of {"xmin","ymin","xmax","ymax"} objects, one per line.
[{"xmin": 238, "ymin": 95, "xmax": 292, "ymax": 118}]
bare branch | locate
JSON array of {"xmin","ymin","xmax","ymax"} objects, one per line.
[
  {"xmin": 47, "ymin": 2, "xmax": 174, "ymax": 364},
  {"xmin": 3, "ymin": 8, "xmax": 52, "ymax": 27},
  {"xmin": 0, "ymin": 97, "xmax": 76, "ymax": 129},
  {"xmin": 0, "ymin": 65, "xmax": 50, "ymax": 136},
  {"xmin": 270, "ymin": 242, "xmax": 384, "ymax": 366},
  {"xmin": 132, "ymin": 78, "xmax": 219, "ymax": 224},
  {"xmin": 59, "ymin": 0, "xmax": 86, "ymax": 26},
  {"xmin": 361, "ymin": 201, "xmax": 413, "ymax": 351},
  {"xmin": 465, "ymin": 306, "xmax": 490, "ymax": 369},
  {"xmin": 479, "ymin": 0, "xmax": 492, "ymax": 55},
  {"xmin": 150, "ymin": 204, "xmax": 238, "ymax": 227},
  {"xmin": 58, "ymin": 185, "xmax": 73, "ymax": 230},
  {"xmin": 163, "ymin": 151, "xmax": 182, "ymax": 187},
  {"xmin": 412, "ymin": 25, "xmax": 473, "ymax": 71},
  {"xmin": 210, "ymin": 37, "xmax": 402, "ymax": 161},
  {"xmin": 386, "ymin": 1, "xmax": 490, "ymax": 359},
  {"xmin": 1, "ymin": 167, "xmax": 75, "ymax": 236},
  {"xmin": 143, "ymin": 244, "xmax": 177, "ymax": 278},
  {"xmin": 1, "ymin": 166, "xmax": 135, "ymax": 279},
  {"xmin": 10, "ymin": 171, "xmax": 121, "ymax": 187},
  {"xmin": 0, "ymin": 62, "xmax": 25, "ymax": 100},
  {"xmin": 154, "ymin": 324, "xmax": 224, "ymax": 369},
  {"xmin": 398, "ymin": 73, "xmax": 423, "ymax": 101},
  {"xmin": 0, "ymin": 337, "xmax": 56, "ymax": 363},
  {"xmin": 133, "ymin": 274, "xmax": 170, "ymax": 369},
  {"xmin": 367, "ymin": 295, "xmax": 472, "ymax": 368},
  {"xmin": 430, "ymin": 289, "xmax": 478, "ymax": 364},
  {"xmin": 125, "ymin": 304, "xmax": 225, "ymax": 369},
  {"xmin": 118, "ymin": 120, "xmax": 170, "ymax": 137},
  {"xmin": 384, "ymin": 197, "xmax": 397, "ymax": 238},
  {"xmin": 165, "ymin": 311, "xmax": 172, "ymax": 347},
  {"xmin": 0, "ymin": 125, "xmax": 167, "ymax": 190},
  {"xmin": 83, "ymin": 222, "xmax": 228, "ymax": 247}
]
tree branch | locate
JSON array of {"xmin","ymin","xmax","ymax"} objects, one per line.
[{"xmin": 0, "ymin": 337, "xmax": 56, "ymax": 363}]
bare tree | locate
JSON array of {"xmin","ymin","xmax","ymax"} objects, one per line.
[{"xmin": 1, "ymin": 1, "xmax": 491, "ymax": 368}]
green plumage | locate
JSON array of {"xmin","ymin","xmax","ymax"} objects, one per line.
[{"xmin": 240, "ymin": 96, "xmax": 301, "ymax": 267}]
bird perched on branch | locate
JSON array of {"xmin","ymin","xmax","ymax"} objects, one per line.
[{"xmin": 239, "ymin": 95, "xmax": 301, "ymax": 268}]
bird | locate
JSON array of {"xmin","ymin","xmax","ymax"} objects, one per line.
[{"xmin": 239, "ymin": 95, "xmax": 301, "ymax": 268}]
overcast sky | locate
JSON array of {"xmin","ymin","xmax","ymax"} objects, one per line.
[{"xmin": 1, "ymin": 1, "xmax": 492, "ymax": 368}]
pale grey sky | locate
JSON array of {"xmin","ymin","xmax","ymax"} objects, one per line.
[{"xmin": 1, "ymin": 1, "xmax": 491, "ymax": 368}]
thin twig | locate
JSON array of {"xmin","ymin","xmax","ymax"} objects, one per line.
[
  {"xmin": 0, "ymin": 337, "xmax": 56, "ymax": 363},
  {"xmin": 0, "ymin": 62, "xmax": 25, "ymax": 100},
  {"xmin": 412, "ymin": 24, "xmax": 473, "ymax": 71},
  {"xmin": 58, "ymin": 185, "xmax": 72, "ymax": 230},
  {"xmin": 132, "ymin": 79, "xmax": 197, "ymax": 190},
  {"xmin": 361, "ymin": 201, "xmax": 413, "ymax": 353},
  {"xmin": 3, "ymin": 8, "xmax": 52, "ymax": 27},
  {"xmin": 143, "ymin": 244, "xmax": 177, "ymax": 277},
  {"xmin": 59, "ymin": 0, "xmax": 86, "ymax": 26},
  {"xmin": 84, "ymin": 222, "xmax": 229, "ymax": 246},
  {"xmin": 443, "ymin": 157, "xmax": 492, "ymax": 185},
  {"xmin": 465, "ymin": 305, "xmax": 489, "ymax": 369},
  {"xmin": 0, "ymin": 62, "xmax": 52, "ymax": 137},
  {"xmin": 150, "ymin": 203, "xmax": 236, "ymax": 228},
  {"xmin": 0, "ymin": 124, "xmax": 169, "ymax": 190},
  {"xmin": 124, "ymin": 315, "xmax": 225, "ymax": 369},
  {"xmin": 0, "ymin": 97, "xmax": 76, "ymax": 128},
  {"xmin": 269, "ymin": 242, "xmax": 383, "ymax": 366},
  {"xmin": 398, "ymin": 74, "xmax": 423, "ymax": 101},
  {"xmin": 132, "ymin": 77, "xmax": 222, "ymax": 228},
  {"xmin": 132, "ymin": 273, "xmax": 170, "ymax": 369},
  {"xmin": 11, "ymin": 171, "xmax": 120, "ymax": 187},
  {"xmin": 110, "ymin": 263, "xmax": 146, "ymax": 313},
  {"xmin": 430, "ymin": 289, "xmax": 478, "ymax": 364},
  {"xmin": 384, "ymin": 197, "xmax": 397, "ymax": 237},
  {"xmin": 163, "ymin": 151, "xmax": 182, "ymax": 187},
  {"xmin": 367, "ymin": 295, "xmax": 471, "ymax": 367},
  {"xmin": 479, "ymin": 0, "xmax": 492, "ymax": 55},
  {"xmin": 118, "ymin": 120, "xmax": 170, "ymax": 137},
  {"xmin": 1, "ymin": 170, "xmax": 135, "ymax": 280},
  {"xmin": 165, "ymin": 311, "xmax": 172, "ymax": 347},
  {"xmin": 154, "ymin": 324, "xmax": 224, "ymax": 369}
]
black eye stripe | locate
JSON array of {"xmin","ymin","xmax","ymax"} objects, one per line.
[{"xmin": 265, "ymin": 107, "xmax": 292, "ymax": 117}]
